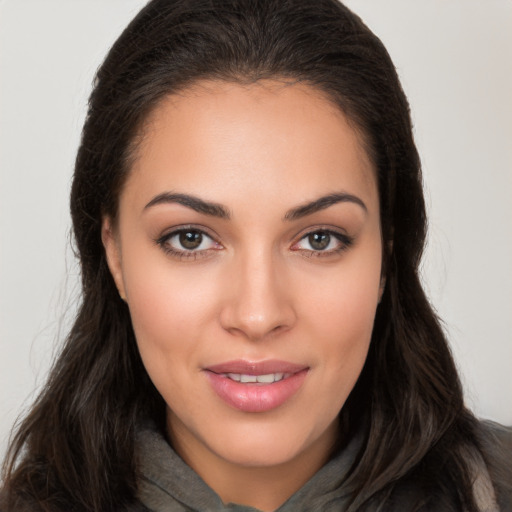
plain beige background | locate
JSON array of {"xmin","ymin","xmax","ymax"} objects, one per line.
[{"xmin": 1, "ymin": 0, "xmax": 511, "ymax": 459}]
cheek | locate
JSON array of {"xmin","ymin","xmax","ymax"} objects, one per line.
[
  {"xmin": 300, "ymin": 249, "xmax": 381, "ymax": 396},
  {"xmin": 125, "ymin": 275, "xmax": 213, "ymax": 407},
  {"xmin": 122, "ymin": 239, "xmax": 216, "ymax": 334},
  {"xmin": 320, "ymin": 280, "xmax": 378, "ymax": 348},
  {"xmin": 128, "ymin": 279, "xmax": 208, "ymax": 343},
  {"xmin": 316, "ymin": 286, "xmax": 375, "ymax": 385},
  {"xmin": 119, "ymin": 246, "xmax": 222, "ymax": 382},
  {"xmin": 310, "ymin": 293, "xmax": 375, "ymax": 427},
  {"xmin": 305, "ymin": 252, "xmax": 381, "ymax": 344}
]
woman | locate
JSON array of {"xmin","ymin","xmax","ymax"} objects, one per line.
[{"xmin": 1, "ymin": 0, "xmax": 511, "ymax": 511}]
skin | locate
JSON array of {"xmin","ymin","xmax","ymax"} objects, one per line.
[{"xmin": 103, "ymin": 80, "xmax": 383, "ymax": 511}]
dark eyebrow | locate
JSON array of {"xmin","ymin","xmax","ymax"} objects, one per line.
[
  {"xmin": 284, "ymin": 192, "xmax": 367, "ymax": 220},
  {"xmin": 144, "ymin": 192, "xmax": 230, "ymax": 219}
]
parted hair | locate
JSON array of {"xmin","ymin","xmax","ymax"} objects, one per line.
[{"xmin": 1, "ymin": 1, "xmax": 502, "ymax": 511}]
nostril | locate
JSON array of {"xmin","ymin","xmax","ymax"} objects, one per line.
[{"xmin": 220, "ymin": 306, "xmax": 296, "ymax": 341}]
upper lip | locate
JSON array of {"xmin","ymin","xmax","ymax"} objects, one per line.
[{"xmin": 205, "ymin": 359, "xmax": 308, "ymax": 375}]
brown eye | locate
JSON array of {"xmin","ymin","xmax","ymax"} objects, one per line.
[
  {"xmin": 308, "ymin": 232, "xmax": 330, "ymax": 250},
  {"xmin": 291, "ymin": 229, "xmax": 354, "ymax": 256},
  {"xmin": 157, "ymin": 228, "xmax": 221, "ymax": 258},
  {"xmin": 179, "ymin": 230, "xmax": 203, "ymax": 249}
]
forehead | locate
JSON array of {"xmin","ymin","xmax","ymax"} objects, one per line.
[{"xmin": 123, "ymin": 80, "xmax": 378, "ymax": 215}]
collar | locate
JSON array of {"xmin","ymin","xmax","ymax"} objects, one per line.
[{"xmin": 135, "ymin": 422, "xmax": 364, "ymax": 512}]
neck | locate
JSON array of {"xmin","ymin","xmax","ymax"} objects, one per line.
[{"xmin": 167, "ymin": 416, "xmax": 339, "ymax": 512}]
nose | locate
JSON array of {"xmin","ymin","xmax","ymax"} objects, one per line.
[{"xmin": 219, "ymin": 249, "xmax": 296, "ymax": 341}]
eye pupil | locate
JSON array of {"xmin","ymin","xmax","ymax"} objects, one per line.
[
  {"xmin": 309, "ymin": 232, "xmax": 330, "ymax": 250},
  {"xmin": 179, "ymin": 231, "xmax": 202, "ymax": 249}
]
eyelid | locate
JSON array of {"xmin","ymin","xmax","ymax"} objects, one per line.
[
  {"xmin": 155, "ymin": 224, "xmax": 223, "ymax": 260},
  {"xmin": 290, "ymin": 226, "xmax": 354, "ymax": 255}
]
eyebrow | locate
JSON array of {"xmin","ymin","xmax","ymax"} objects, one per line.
[
  {"xmin": 144, "ymin": 192, "xmax": 230, "ymax": 219},
  {"xmin": 284, "ymin": 192, "xmax": 367, "ymax": 220},
  {"xmin": 143, "ymin": 191, "xmax": 366, "ymax": 220}
]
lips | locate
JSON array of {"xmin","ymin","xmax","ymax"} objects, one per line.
[
  {"xmin": 204, "ymin": 360, "xmax": 309, "ymax": 413},
  {"xmin": 207, "ymin": 360, "xmax": 306, "ymax": 374}
]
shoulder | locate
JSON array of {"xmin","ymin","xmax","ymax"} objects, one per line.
[
  {"xmin": 478, "ymin": 420, "xmax": 512, "ymax": 452},
  {"xmin": 0, "ymin": 493, "xmax": 150, "ymax": 512},
  {"xmin": 477, "ymin": 420, "xmax": 512, "ymax": 511},
  {"xmin": 122, "ymin": 502, "xmax": 151, "ymax": 512},
  {"xmin": 373, "ymin": 421, "xmax": 512, "ymax": 512}
]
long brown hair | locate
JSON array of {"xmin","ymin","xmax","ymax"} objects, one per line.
[{"xmin": 1, "ymin": 1, "xmax": 503, "ymax": 510}]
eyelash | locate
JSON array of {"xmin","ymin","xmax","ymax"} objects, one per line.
[
  {"xmin": 155, "ymin": 226, "xmax": 221, "ymax": 261},
  {"xmin": 290, "ymin": 228, "xmax": 354, "ymax": 257},
  {"xmin": 155, "ymin": 226, "xmax": 354, "ymax": 261}
]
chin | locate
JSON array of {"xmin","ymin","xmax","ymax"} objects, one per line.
[
  {"xmin": 215, "ymin": 433, "xmax": 312, "ymax": 468},
  {"xmin": 203, "ymin": 414, "xmax": 338, "ymax": 469}
]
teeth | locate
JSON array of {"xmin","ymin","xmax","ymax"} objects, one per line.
[
  {"xmin": 255, "ymin": 374, "xmax": 275, "ymax": 384},
  {"xmin": 224, "ymin": 372, "xmax": 287, "ymax": 383}
]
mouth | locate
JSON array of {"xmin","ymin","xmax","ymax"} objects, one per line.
[
  {"xmin": 204, "ymin": 360, "xmax": 309, "ymax": 413},
  {"xmin": 218, "ymin": 372, "xmax": 291, "ymax": 384}
]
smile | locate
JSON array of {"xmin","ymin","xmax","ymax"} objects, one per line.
[
  {"xmin": 221, "ymin": 372, "xmax": 290, "ymax": 383},
  {"xmin": 204, "ymin": 360, "xmax": 309, "ymax": 413}
]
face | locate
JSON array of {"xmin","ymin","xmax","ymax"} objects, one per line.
[{"xmin": 103, "ymin": 81, "xmax": 382, "ymax": 474}]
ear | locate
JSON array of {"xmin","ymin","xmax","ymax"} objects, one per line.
[{"xmin": 101, "ymin": 217, "xmax": 127, "ymax": 301}]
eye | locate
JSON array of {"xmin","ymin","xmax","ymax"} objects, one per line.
[
  {"xmin": 156, "ymin": 227, "xmax": 221, "ymax": 259},
  {"xmin": 291, "ymin": 229, "xmax": 353, "ymax": 255},
  {"xmin": 174, "ymin": 230, "xmax": 207, "ymax": 250}
]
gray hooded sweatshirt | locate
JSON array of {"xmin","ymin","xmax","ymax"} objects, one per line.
[{"xmin": 134, "ymin": 422, "xmax": 512, "ymax": 512}]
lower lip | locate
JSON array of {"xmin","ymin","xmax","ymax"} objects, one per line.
[{"xmin": 205, "ymin": 370, "xmax": 308, "ymax": 413}]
